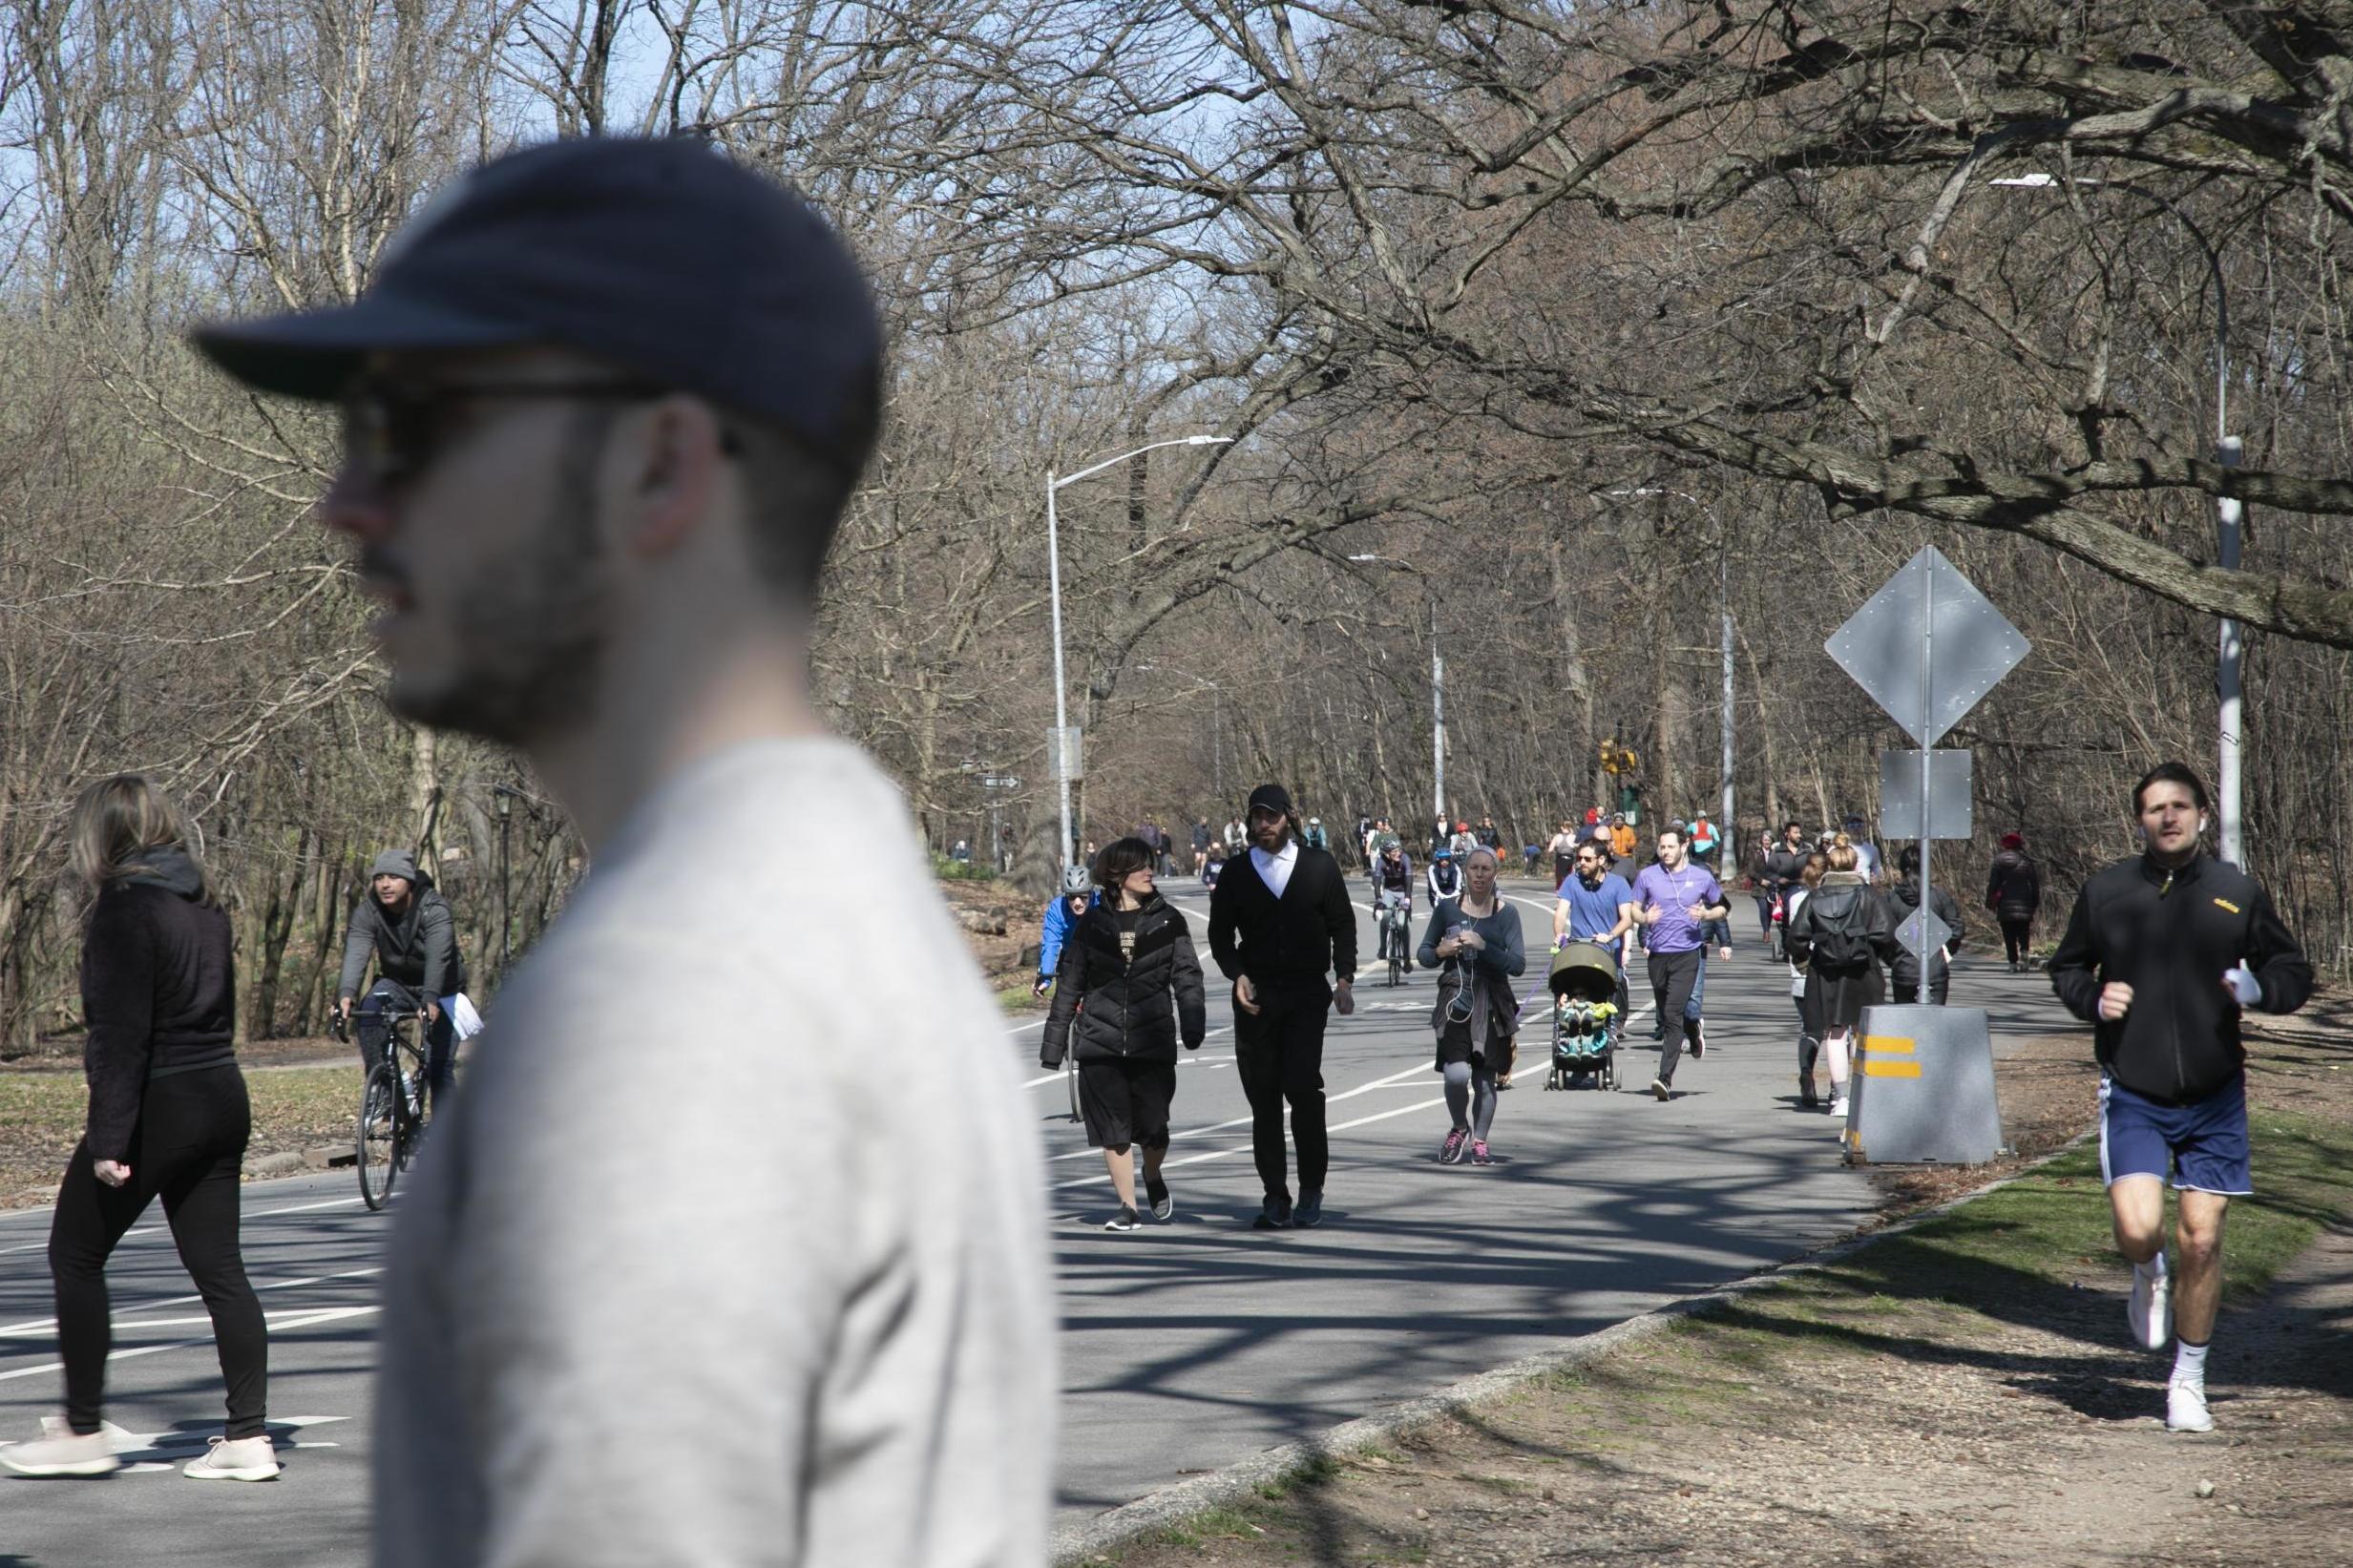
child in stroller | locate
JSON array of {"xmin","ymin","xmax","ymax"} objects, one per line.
[{"xmin": 1546, "ymin": 941, "xmax": 1619, "ymax": 1090}]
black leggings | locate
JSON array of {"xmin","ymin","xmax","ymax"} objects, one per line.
[
  {"xmin": 1999, "ymin": 915, "xmax": 2033, "ymax": 964},
  {"xmin": 47, "ymin": 1066, "xmax": 267, "ymax": 1439}
]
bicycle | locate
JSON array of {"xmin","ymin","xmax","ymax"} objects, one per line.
[
  {"xmin": 1377, "ymin": 896, "xmax": 1412, "ymax": 988},
  {"xmin": 335, "ymin": 1001, "xmax": 433, "ymax": 1211}
]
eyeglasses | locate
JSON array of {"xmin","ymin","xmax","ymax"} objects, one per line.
[{"xmin": 339, "ymin": 374, "xmax": 685, "ymax": 491}]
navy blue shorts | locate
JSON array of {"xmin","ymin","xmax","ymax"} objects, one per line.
[{"xmin": 2099, "ymin": 1073, "xmax": 2251, "ymax": 1197}]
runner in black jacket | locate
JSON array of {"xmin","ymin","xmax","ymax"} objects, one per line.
[{"xmin": 2047, "ymin": 762, "xmax": 2312, "ymax": 1435}]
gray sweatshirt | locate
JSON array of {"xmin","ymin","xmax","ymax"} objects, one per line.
[
  {"xmin": 339, "ymin": 848, "xmax": 466, "ymax": 1001},
  {"xmin": 371, "ymin": 739, "xmax": 1054, "ymax": 1567}
]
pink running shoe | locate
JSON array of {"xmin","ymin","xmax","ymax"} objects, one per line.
[
  {"xmin": 1470, "ymin": 1140, "xmax": 1493, "ymax": 1166},
  {"xmin": 1439, "ymin": 1127, "xmax": 1469, "ymax": 1164}
]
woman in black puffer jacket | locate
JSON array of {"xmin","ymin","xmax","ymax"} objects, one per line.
[{"xmin": 1042, "ymin": 836, "xmax": 1207, "ymax": 1231}]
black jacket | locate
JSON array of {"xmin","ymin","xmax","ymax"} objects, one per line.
[
  {"xmin": 1985, "ymin": 849, "xmax": 2042, "ymax": 918},
  {"xmin": 1041, "ymin": 892, "xmax": 1206, "ymax": 1066},
  {"xmin": 1784, "ymin": 872, "xmax": 1901, "ymax": 975},
  {"xmin": 2049, "ymin": 851, "xmax": 2311, "ymax": 1104},
  {"xmin": 80, "ymin": 850, "xmax": 238, "ymax": 1162},
  {"xmin": 1762, "ymin": 846, "xmax": 1810, "ymax": 892},
  {"xmin": 1208, "ymin": 842, "xmax": 1358, "ymax": 989},
  {"xmin": 1886, "ymin": 878, "xmax": 1965, "ymax": 988}
]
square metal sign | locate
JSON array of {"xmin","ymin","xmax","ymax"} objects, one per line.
[
  {"xmin": 1880, "ymin": 749, "xmax": 1974, "ymax": 840},
  {"xmin": 1826, "ymin": 548, "xmax": 2030, "ymax": 746}
]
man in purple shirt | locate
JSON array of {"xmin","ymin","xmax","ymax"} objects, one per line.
[{"xmin": 1631, "ymin": 826, "xmax": 1730, "ymax": 1100}]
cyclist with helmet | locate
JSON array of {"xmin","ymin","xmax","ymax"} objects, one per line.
[
  {"xmin": 1426, "ymin": 847, "xmax": 1464, "ymax": 906},
  {"xmin": 1370, "ymin": 838, "xmax": 1416, "ymax": 960},
  {"xmin": 1033, "ymin": 865, "xmax": 1097, "ymax": 997},
  {"xmin": 1303, "ymin": 817, "xmax": 1330, "ymax": 853}
]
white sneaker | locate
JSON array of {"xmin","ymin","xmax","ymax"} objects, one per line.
[
  {"xmin": 182, "ymin": 1433, "xmax": 281, "ymax": 1481},
  {"xmin": 1828, "ymin": 1095, "xmax": 1849, "ymax": 1119},
  {"xmin": 2165, "ymin": 1380, "xmax": 2214, "ymax": 1433},
  {"xmin": 1, "ymin": 1417, "xmax": 119, "ymax": 1477},
  {"xmin": 2128, "ymin": 1263, "xmax": 2173, "ymax": 1351}
]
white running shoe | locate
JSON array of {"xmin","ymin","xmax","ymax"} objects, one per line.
[
  {"xmin": 183, "ymin": 1433, "xmax": 281, "ymax": 1481},
  {"xmin": 1828, "ymin": 1095, "xmax": 1849, "ymax": 1119},
  {"xmin": 2128, "ymin": 1263, "xmax": 2173, "ymax": 1351},
  {"xmin": 2165, "ymin": 1380, "xmax": 2214, "ymax": 1433},
  {"xmin": 0, "ymin": 1417, "xmax": 118, "ymax": 1477}
]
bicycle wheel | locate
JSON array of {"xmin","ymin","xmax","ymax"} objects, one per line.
[
  {"xmin": 357, "ymin": 1064, "xmax": 401, "ymax": 1210},
  {"xmin": 1065, "ymin": 1054, "xmax": 1082, "ymax": 1122},
  {"xmin": 1389, "ymin": 939, "xmax": 1404, "ymax": 988}
]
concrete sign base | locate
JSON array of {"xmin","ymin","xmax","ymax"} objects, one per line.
[{"xmin": 1838, "ymin": 1004, "xmax": 2006, "ymax": 1166}]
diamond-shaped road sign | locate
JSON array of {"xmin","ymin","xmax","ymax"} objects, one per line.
[
  {"xmin": 1895, "ymin": 905, "xmax": 1955, "ymax": 960},
  {"xmin": 1825, "ymin": 548, "xmax": 2030, "ymax": 746}
]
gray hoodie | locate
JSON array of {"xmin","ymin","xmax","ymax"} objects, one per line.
[{"xmin": 339, "ymin": 848, "xmax": 467, "ymax": 1002}]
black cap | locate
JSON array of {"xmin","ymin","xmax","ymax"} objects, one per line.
[
  {"xmin": 1247, "ymin": 784, "xmax": 1294, "ymax": 820},
  {"xmin": 189, "ymin": 138, "xmax": 882, "ymax": 457}
]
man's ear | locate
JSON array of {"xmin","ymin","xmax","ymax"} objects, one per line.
[{"xmin": 624, "ymin": 397, "xmax": 726, "ymax": 560}]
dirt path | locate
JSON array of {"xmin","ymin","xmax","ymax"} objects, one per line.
[{"xmin": 1099, "ymin": 1014, "xmax": 2353, "ymax": 1568}]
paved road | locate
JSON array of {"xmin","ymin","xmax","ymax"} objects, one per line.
[{"xmin": 0, "ymin": 874, "xmax": 2065, "ymax": 1560}]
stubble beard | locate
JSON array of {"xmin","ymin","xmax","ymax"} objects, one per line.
[{"xmin": 386, "ymin": 412, "xmax": 611, "ymax": 747}]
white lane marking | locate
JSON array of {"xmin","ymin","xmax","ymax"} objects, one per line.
[
  {"xmin": 1021, "ymin": 1026, "xmax": 1237, "ymax": 1090},
  {"xmin": 0, "ymin": 1191, "xmax": 370, "ymax": 1252},
  {"xmin": 1054, "ymin": 1093, "xmax": 1453, "ymax": 1190},
  {"xmin": 1040, "ymin": 1058, "xmax": 1432, "ymax": 1162},
  {"xmin": 0, "ymin": 1267, "xmax": 382, "ymax": 1337},
  {"xmin": 0, "ymin": 1307, "xmax": 379, "ymax": 1383}
]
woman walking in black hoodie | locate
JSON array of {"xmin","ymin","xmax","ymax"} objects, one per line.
[
  {"xmin": 3, "ymin": 777, "xmax": 273, "ymax": 1480},
  {"xmin": 1041, "ymin": 837, "xmax": 1207, "ymax": 1230}
]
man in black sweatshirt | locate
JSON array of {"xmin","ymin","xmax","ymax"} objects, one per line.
[
  {"xmin": 2048, "ymin": 762, "xmax": 2311, "ymax": 1435},
  {"xmin": 1208, "ymin": 784, "xmax": 1357, "ymax": 1230}
]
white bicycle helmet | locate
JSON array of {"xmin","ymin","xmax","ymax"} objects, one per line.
[{"xmin": 1061, "ymin": 864, "xmax": 1093, "ymax": 894}]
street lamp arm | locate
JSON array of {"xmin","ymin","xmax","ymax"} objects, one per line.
[{"xmin": 1051, "ymin": 434, "xmax": 1232, "ymax": 491}]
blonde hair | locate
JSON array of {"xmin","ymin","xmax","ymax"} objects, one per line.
[
  {"xmin": 1826, "ymin": 841, "xmax": 1859, "ymax": 873},
  {"xmin": 1800, "ymin": 852, "xmax": 1828, "ymax": 888},
  {"xmin": 68, "ymin": 775, "xmax": 209, "ymax": 901}
]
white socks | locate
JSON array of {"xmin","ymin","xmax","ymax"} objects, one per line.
[
  {"xmin": 2172, "ymin": 1336, "xmax": 2209, "ymax": 1387},
  {"xmin": 2136, "ymin": 1251, "xmax": 2169, "ymax": 1285}
]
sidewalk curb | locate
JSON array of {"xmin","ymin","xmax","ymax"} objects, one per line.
[{"xmin": 1050, "ymin": 1127, "xmax": 2095, "ymax": 1566}]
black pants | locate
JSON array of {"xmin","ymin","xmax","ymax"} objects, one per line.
[
  {"xmin": 1648, "ymin": 948, "xmax": 1704, "ymax": 1085},
  {"xmin": 1893, "ymin": 972, "xmax": 1950, "ymax": 1005},
  {"xmin": 48, "ymin": 1066, "xmax": 267, "ymax": 1439},
  {"xmin": 1234, "ymin": 983, "xmax": 1332, "ymax": 1200},
  {"xmin": 357, "ymin": 981, "xmax": 455, "ymax": 1112},
  {"xmin": 1999, "ymin": 915, "xmax": 2033, "ymax": 964}
]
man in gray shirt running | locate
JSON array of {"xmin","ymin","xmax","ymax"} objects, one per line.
[{"xmin": 194, "ymin": 139, "xmax": 1053, "ymax": 1566}]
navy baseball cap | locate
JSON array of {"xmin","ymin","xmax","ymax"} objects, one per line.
[{"xmin": 189, "ymin": 137, "xmax": 882, "ymax": 460}]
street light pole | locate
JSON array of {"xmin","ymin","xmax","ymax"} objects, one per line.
[
  {"xmin": 1043, "ymin": 433, "xmax": 1233, "ymax": 873},
  {"xmin": 1430, "ymin": 598, "xmax": 1445, "ymax": 826},
  {"xmin": 1721, "ymin": 551, "xmax": 1735, "ymax": 841},
  {"xmin": 1991, "ymin": 173, "xmax": 2240, "ymax": 864}
]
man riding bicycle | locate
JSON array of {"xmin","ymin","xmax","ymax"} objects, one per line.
[
  {"xmin": 1370, "ymin": 839, "xmax": 1415, "ymax": 959},
  {"xmin": 337, "ymin": 848, "xmax": 469, "ymax": 1113}
]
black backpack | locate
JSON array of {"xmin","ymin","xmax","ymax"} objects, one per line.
[{"xmin": 1806, "ymin": 887, "xmax": 1876, "ymax": 970}]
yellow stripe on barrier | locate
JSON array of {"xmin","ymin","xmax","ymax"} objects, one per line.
[
  {"xmin": 1862, "ymin": 1060, "xmax": 1922, "ymax": 1078},
  {"xmin": 1861, "ymin": 1035, "xmax": 1916, "ymax": 1055}
]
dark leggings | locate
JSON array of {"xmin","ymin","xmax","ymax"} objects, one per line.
[
  {"xmin": 48, "ymin": 1066, "xmax": 267, "ymax": 1439},
  {"xmin": 1999, "ymin": 915, "xmax": 2033, "ymax": 964}
]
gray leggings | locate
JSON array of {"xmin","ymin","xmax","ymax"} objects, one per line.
[{"xmin": 1442, "ymin": 1059, "xmax": 1498, "ymax": 1139}]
